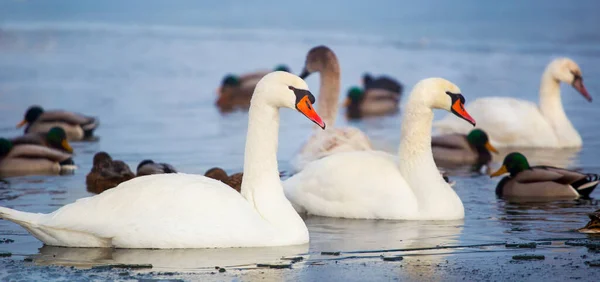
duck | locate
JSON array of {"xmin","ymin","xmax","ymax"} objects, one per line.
[
  {"xmin": 136, "ymin": 159, "xmax": 177, "ymax": 176},
  {"xmin": 491, "ymin": 152, "xmax": 599, "ymax": 198},
  {"xmin": 204, "ymin": 167, "xmax": 243, "ymax": 192},
  {"xmin": 86, "ymin": 152, "xmax": 135, "ymax": 194},
  {"xmin": 434, "ymin": 58, "xmax": 591, "ymax": 148},
  {"xmin": 10, "ymin": 127, "xmax": 73, "ymax": 153},
  {"xmin": 362, "ymin": 72, "xmax": 403, "ymax": 95},
  {"xmin": 0, "ymin": 138, "xmax": 75, "ymax": 177},
  {"xmin": 432, "ymin": 129, "xmax": 498, "ymax": 168},
  {"xmin": 290, "ymin": 46, "xmax": 372, "ymax": 172},
  {"xmin": 17, "ymin": 105, "xmax": 99, "ymax": 141},
  {"xmin": 283, "ymin": 78, "xmax": 476, "ymax": 220},
  {"xmin": 0, "ymin": 71, "xmax": 325, "ymax": 248},
  {"xmin": 216, "ymin": 64, "xmax": 290, "ymax": 111},
  {"xmin": 344, "ymin": 86, "xmax": 400, "ymax": 119},
  {"xmin": 578, "ymin": 209, "xmax": 600, "ymax": 234}
]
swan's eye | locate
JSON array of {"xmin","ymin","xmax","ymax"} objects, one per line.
[{"xmin": 445, "ymin": 91, "xmax": 464, "ymax": 104}]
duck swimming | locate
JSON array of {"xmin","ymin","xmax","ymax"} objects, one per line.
[
  {"xmin": 86, "ymin": 152, "xmax": 135, "ymax": 194},
  {"xmin": 344, "ymin": 86, "xmax": 400, "ymax": 119},
  {"xmin": 204, "ymin": 167, "xmax": 243, "ymax": 192},
  {"xmin": 136, "ymin": 160, "xmax": 177, "ymax": 176},
  {"xmin": 17, "ymin": 106, "xmax": 99, "ymax": 141},
  {"xmin": 491, "ymin": 152, "xmax": 599, "ymax": 199},
  {"xmin": 435, "ymin": 58, "xmax": 591, "ymax": 148},
  {"xmin": 284, "ymin": 78, "xmax": 475, "ymax": 220},
  {"xmin": 0, "ymin": 71, "xmax": 325, "ymax": 248},
  {"xmin": 11, "ymin": 127, "xmax": 73, "ymax": 153},
  {"xmin": 432, "ymin": 129, "xmax": 498, "ymax": 169},
  {"xmin": 362, "ymin": 72, "xmax": 403, "ymax": 95},
  {"xmin": 0, "ymin": 138, "xmax": 75, "ymax": 177},
  {"xmin": 216, "ymin": 64, "xmax": 290, "ymax": 111},
  {"xmin": 290, "ymin": 46, "xmax": 372, "ymax": 172}
]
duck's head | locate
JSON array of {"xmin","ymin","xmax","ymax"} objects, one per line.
[
  {"xmin": 547, "ymin": 58, "xmax": 591, "ymax": 102},
  {"xmin": 17, "ymin": 106, "xmax": 44, "ymax": 128},
  {"xmin": 256, "ymin": 71, "xmax": 325, "ymax": 129},
  {"xmin": 0, "ymin": 138, "xmax": 13, "ymax": 157},
  {"xmin": 490, "ymin": 152, "xmax": 530, "ymax": 177},
  {"xmin": 299, "ymin": 45, "xmax": 338, "ymax": 79},
  {"xmin": 344, "ymin": 86, "xmax": 365, "ymax": 107},
  {"xmin": 205, "ymin": 167, "xmax": 229, "ymax": 182},
  {"xmin": 137, "ymin": 159, "xmax": 155, "ymax": 171},
  {"xmin": 273, "ymin": 64, "xmax": 290, "ymax": 73},
  {"xmin": 221, "ymin": 74, "xmax": 241, "ymax": 87},
  {"xmin": 578, "ymin": 210, "xmax": 600, "ymax": 234},
  {"xmin": 46, "ymin": 127, "xmax": 73, "ymax": 153},
  {"xmin": 412, "ymin": 78, "xmax": 476, "ymax": 126},
  {"xmin": 92, "ymin": 152, "xmax": 113, "ymax": 167},
  {"xmin": 467, "ymin": 129, "xmax": 498, "ymax": 154}
]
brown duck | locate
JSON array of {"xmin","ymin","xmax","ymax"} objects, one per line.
[
  {"xmin": 86, "ymin": 152, "xmax": 135, "ymax": 194},
  {"xmin": 578, "ymin": 209, "xmax": 600, "ymax": 234},
  {"xmin": 205, "ymin": 167, "xmax": 243, "ymax": 192}
]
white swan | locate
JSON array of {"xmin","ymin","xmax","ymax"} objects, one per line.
[
  {"xmin": 283, "ymin": 78, "xmax": 476, "ymax": 220},
  {"xmin": 434, "ymin": 58, "xmax": 591, "ymax": 148},
  {"xmin": 290, "ymin": 46, "xmax": 372, "ymax": 172},
  {"xmin": 0, "ymin": 71, "xmax": 326, "ymax": 249}
]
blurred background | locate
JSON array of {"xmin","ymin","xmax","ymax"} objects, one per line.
[{"xmin": 0, "ymin": 0, "xmax": 600, "ymax": 278}]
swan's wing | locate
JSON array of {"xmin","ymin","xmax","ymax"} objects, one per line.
[
  {"xmin": 284, "ymin": 151, "xmax": 418, "ymax": 219},
  {"xmin": 434, "ymin": 97, "xmax": 554, "ymax": 147},
  {"xmin": 35, "ymin": 174, "xmax": 273, "ymax": 248}
]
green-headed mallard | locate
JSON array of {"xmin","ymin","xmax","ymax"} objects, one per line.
[
  {"xmin": 11, "ymin": 127, "xmax": 73, "ymax": 153},
  {"xmin": 578, "ymin": 209, "xmax": 600, "ymax": 234},
  {"xmin": 136, "ymin": 159, "xmax": 177, "ymax": 176},
  {"xmin": 216, "ymin": 64, "xmax": 290, "ymax": 111},
  {"xmin": 86, "ymin": 152, "xmax": 135, "ymax": 194},
  {"xmin": 0, "ymin": 138, "xmax": 75, "ymax": 177},
  {"xmin": 17, "ymin": 105, "xmax": 99, "ymax": 141},
  {"xmin": 491, "ymin": 152, "xmax": 599, "ymax": 198},
  {"xmin": 204, "ymin": 167, "xmax": 243, "ymax": 192},
  {"xmin": 432, "ymin": 129, "xmax": 498, "ymax": 168},
  {"xmin": 344, "ymin": 86, "xmax": 399, "ymax": 119},
  {"xmin": 362, "ymin": 72, "xmax": 403, "ymax": 95}
]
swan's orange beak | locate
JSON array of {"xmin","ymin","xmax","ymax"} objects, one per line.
[
  {"xmin": 490, "ymin": 165, "xmax": 507, "ymax": 177},
  {"xmin": 16, "ymin": 119, "xmax": 27, "ymax": 128},
  {"xmin": 296, "ymin": 95, "xmax": 325, "ymax": 129},
  {"xmin": 451, "ymin": 99, "xmax": 476, "ymax": 126},
  {"xmin": 572, "ymin": 76, "xmax": 592, "ymax": 102}
]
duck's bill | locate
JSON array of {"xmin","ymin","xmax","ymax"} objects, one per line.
[
  {"xmin": 62, "ymin": 139, "xmax": 74, "ymax": 153},
  {"xmin": 451, "ymin": 100, "xmax": 476, "ymax": 126},
  {"xmin": 572, "ymin": 78, "xmax": 592, "ymax": 102},
  {"xmin": 299, "ymin": 68, "xmax": 310, "ymax": 79},
  {"xmin": 490, "ymin": 165, "xmax": 507, "ymax": 177},
  {"xmin": 296, "ymin": 95, "xmax": 325, "ymax": 129},
  {"xmin": 16, "ymin": 120, "xmax": 27, "ymax": 128},
  {"xmin": 485, "ymin": 141, "xmax": 499, "ymax": 154}
]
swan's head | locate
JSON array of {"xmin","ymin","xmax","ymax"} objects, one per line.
[
  {"xmin": 255, "ymin": 71, "xmax": 326, "ymax": 129},
  {"xmin": 17, "ymin": 105, "xmax": 44, "ymax": 128},
  {"xmin": 412, "ymin": 78, "xmax": 476, "ymax": 126},
  {"xmin": 547, "ymin": 58, "xmax": 591, "ymax": 102},
  {"xmin": 299, "ymin": 45, "xmax": 338, "ymax": 79}
]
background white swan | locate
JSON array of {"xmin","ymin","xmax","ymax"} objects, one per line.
[
  {"xmin": 290, "ymin": 46, "xmax": 372, "ymax": 172},
  {"xmin": 284, "ymin": 78, "xmax": 476, "ymax": 220},
  {"xmin": 434, "ymin": 58, "xmax": 591, "ymax": 148},
  {"xmin": 0, "ymin": 71, "xmax": 325, "ymax": 249}
]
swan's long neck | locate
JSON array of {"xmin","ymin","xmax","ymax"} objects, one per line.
[
  {"xmin": 398, "ymin": 102, "xmax": 463, "ymax": 217},
  {"xmin": 316, "ymin": 65, "xmax": 341, "ymax": 128},
  {"xmin": 240, "ymin": 96, "xmax": 307, "ymax": 235},
  {"xmin": 538, "ymin": 71, "xmax": 580, "ymax": 145}
]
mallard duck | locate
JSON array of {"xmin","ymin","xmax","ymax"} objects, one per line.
[
  {"xmin": 578, "ymin": 209, "xmax": 600, "ymax": 234},
  {"xmin": 136, "ymin": 159, "xmax": 177, "ymax": 176},
  {"xmin": 204, "ymin": 167, "xmax": 243, "ymax": 192},
  {"xmin": 435, "ymin": 58, "xmax": 591, "ymax": 148},
  {"xmin": 11, "ymin": 127, "xmax": 73, "ymax": 153},
  {"xmin": 86, "ymin": 152, "xmax": 135, "ymax": 194},
  {"xmin": 491, "ymin": 152, "xmax": 599, "ymax": 198},
  {"xmin": 0, "ymin": 71, "xmax": 324, "ymax": 248},
  {"xmin": 17, "ymin": 106, "xmax": 99, "ymax": 141},
  {"xmin": 0, "ymin": 138, "xmax": 75, "ymax": 177},
  {"xmin": 215, "ymin": 64, "xmax": 290, "ymax": 111},
  {"xmin": 362, "ymin": 72, "xmax": 403, "ymax": 94},
  {"xmin": 432, "ymin": 129, "xmax": 498, "ymax": 168},
  {"xmin": 344, "ymin": 86, "xmax": 399, "ymax": 119}
]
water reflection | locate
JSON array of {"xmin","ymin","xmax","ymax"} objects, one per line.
[{"xmin": 34, "ymin": 244, "xmax": 308, "ymax": 271}]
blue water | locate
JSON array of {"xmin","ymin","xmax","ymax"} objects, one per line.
[{"xmin": 1, "ymin": 0, "xmax": 600, "ymax": 280}]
